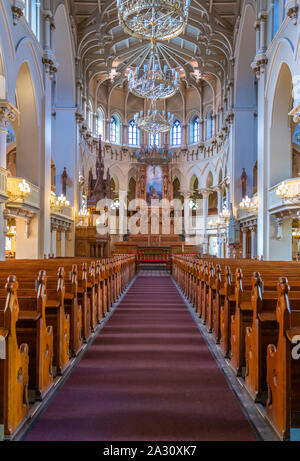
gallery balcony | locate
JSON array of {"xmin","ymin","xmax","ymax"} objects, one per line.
[
  {"xmin": 6, "ymin": 176, "xmax": 40, "ymax": 213},
  {"xmin": 268, "ymin": 178, "xmax": 300, "ymax": 218},
  {"xmin": 238, "ymin": 193, "xmax": 258, "ymax": 224},
  {"xmin": 50, "ymin": 192, "xmax": 74, "ymax": 227}
]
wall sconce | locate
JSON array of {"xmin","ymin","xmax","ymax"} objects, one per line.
[
  {"xmin": 276, "ymin": 181, "xmax": 289, "ymax": 199},
  {"xmin": 220, "ymin": 206, "xmax": 230, "ymax": 221},
  {"xmin": 189, "ymin": 199, "xmax": 198, "ymax": 210},
  {"xmin": 111, "ymin": 199, "xmax": 120, "ymax": 210},
  {"xmin": 6, "ymin": 225, "xmax": 16, "ymax": 238},
  {"xmin": 239, "ymin": 195, "xmax": 258, "ymax": 212},
  {"xmin": 78, "ymin": 207, "xmax": 89, "ymax": 217},
  {"xmin": 51, "ymin": 193, "xmax": 70, "ymax": 213},
  {"xmin": 55, "ymin": 194, "xmax": 70, "ymax": 209},
  {"xmin": 18, "ymin": 179, "xmax": 31, "ymax": 196},
  {"xmin": 292, "ymin": 229, "xmax": 300, "ymax": 239}
]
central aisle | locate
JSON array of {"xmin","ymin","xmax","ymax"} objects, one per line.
[{"xmin": 25, "ymin": 275, "xmax": 256, "ymax": 441}]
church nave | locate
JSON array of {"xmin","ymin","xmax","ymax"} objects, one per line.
[{"xmin": 23, "ymin": 275, "xmax": 260, "ymax": 442}]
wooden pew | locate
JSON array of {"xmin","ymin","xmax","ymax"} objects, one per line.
[
  {"xmin": 220, "ymin": 266, "xmax": 236, "ymax": 357},
  {"xmin": 64, "ymin": 265, "xmax": 82, "ymax": 357},
  {"xmin": 230, "ymin": 268, "xmax": 253, "ymax": 376},
  {"xmin": 211, "ymin": 264, "xmax": 223, "ymax": 344},
  {"xmin": 244, "ymin": 273, "xmax": 278, "ymax": 402},
  {"xmin": 231, "ymin": 266, "xmax": 300, "ymax": 377},
  {"xmin": 2, "ymin": 259, "xmax": 92, "ymax": 343},
  {"xmin": 0, "ymin": 276, "xmax": 29, "ymax": 436},
  {"xmin": 4, "ymin": 271, "xmax": 54, "ymax": 400},
  {"xmin": 44, "ymin": 268, "xmax": 70, "ymax": 375},
  {"xmin": 0, "ymin": 268, "xmax": 69, "ymax": 377},
  {"xmin": 171, "ymin": 254, "xmax": 300, "ymax": 440},
  {"xmin": 266, "ymin": 278, "xmax": 300, "ymax": 440}
]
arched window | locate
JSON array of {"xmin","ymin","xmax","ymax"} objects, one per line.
[
  {"xmin": 23, "ymin": 1, "xmax": 40, "ymax": 39},
  {"xmin": 191, "ymin": 116, "xmax": 200, "ymax": 144},
  {"xmin": 149, "ymin": 133, "xmax": 160, "ymax": 147},
  {"xmin": 110, "ymin": 114, "xmax": 121, "ymax": 144},
  {"xmin": 128, "ymin": 120, "xmax": 139, "ymax": 146},
  {"xmin": 282, "ymin": 0, "xmax": 286, "ymax": 18},
  {"xmin": 31, "ymin": 0, "xmax": 40, "ymax": 40},
  {"xmin": 171, "ymin": 120, "xmax": 181, "ymax": 146},
  {"xmin": 24, "ymin": 0, "xmax": 30, "ymax": 21},
  {"xmin": 206, "ymin": 110, "xmax": 213, "ymax": 140},
  {"xmin": 271, "ymin": 0, "xmax": 280, "ymax": 40},
  {"xmin": 97, "ymin": 107, "xmax": 105, "ymax": 138}
]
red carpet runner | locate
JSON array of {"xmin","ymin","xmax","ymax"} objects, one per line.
[{"xmin": 25, "ymin": 276, "xmax": 256, "ymax": 441}]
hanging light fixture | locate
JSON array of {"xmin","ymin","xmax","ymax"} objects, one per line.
[
  {"xmin": 239, "ymin": 195, "xmax": 258, "ymax": 211},
  {"xmin": 276, "ymin": 181, "xmax": 289, "ymax": 199},
  {"xmin": 134, "ymin": 103, "xmax": 174, "ymax": 134},
  {"xmin": 292, "ymin": 229, "xmax": 300, "ymax": 238},
  {"xmin": 127, "ymin": 45, "xmax": 180, "ymax": 101},
  {"xmin": 18, "ymin": 179, "xmax": 31, "ymax": 197},
  {"xmin": 220, "ymin": 206, "xmax": 230, "ymax": 221},
  {"xmin": 136, "ymin": 144, "xmax": 172, "ymax": 164},
  {"xmin": 117, "ymin": 0, "xmax": 191, "ymax": 42}
]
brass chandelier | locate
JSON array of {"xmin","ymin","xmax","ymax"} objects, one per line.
[
  {"xmin": 116, "ymin": 0, "xmax": 191, "ymax": 42},
  {"xmin": 136, "ymin": 144, "xmax": 173, "ymax": 165},
  {"xmin": 134, "ymin": 103, "xmax": 174, "ymax": 134},
  {"xmin": 127, "ymin": 45, "xmax": 180, "ymax": 101}
]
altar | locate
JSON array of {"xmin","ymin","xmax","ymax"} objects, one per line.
[{"xmin": 114, "ymin": 156, "xmax": 194, "ymax": 255}]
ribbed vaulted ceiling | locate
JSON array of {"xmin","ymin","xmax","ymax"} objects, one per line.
[{"xmin": 70, "ymin": 0, "xmax": 239, "ymax": 90}]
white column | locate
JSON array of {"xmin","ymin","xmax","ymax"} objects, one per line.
[
  {"xmin": 221, "ymin": 233, "xmax": 225, "ymax": 258},
  {"xmin": 259, "ymin": 12, "xmax": 267, "ymax": 54},
  {"xmin": 250, "ymin": 226, "xmax": 257, "ymax": 259},
  {"xmin": 82, "ymin": 95, "xmax": 87, "ymax": 121},
  {"xmin": 217, "ymin": 231, "xmax": 222, "ymax": 258},
  {"xmin": 61, "ymin": 230, "xmax": 66, "ymax": 257},
  {"xmin": 257, "ymin": 67, "xmax": 267, "ymax": 259},
  {"xmin": 43, "ymin": 12, "xmax": 52, "ymax": 53},
  {"xmin": 255, "ymin": 21, "xmax": 260, "ymax": 55},
  {"xmin": 217, "ymin": 186, "xmax": 223, "ymax": 215},
  {"xmin": 0, "ymin": 103, "xmax": 17, "ymax": 167},
  {"xmin": 40, "ymin": 62, "xmax": 53, "ymax": 257},
  {"xmin": 0, "ymin": 103, "xmax": 17, "ymax": 261},
  {"xmin": 106, "ymin": 119, "xmax": 110, "ymax": 142},
  {"xmin": 86, "ymin": 104, "xmax": 91, "ymax": 130},
  {"xmin": 242, "ymin": 228, "xmax": 247, "ymax": 258},
  {"xmin": 122, "ymin": 123, "xmax": 128, "ymax": 145},
  {"xmin": 183, "ymin": 192, "xmax": 190, "ymax": 237},
  {"xmin": 225, "ymin": 184, "xmax": 230, "ymax": 208},
  {"xmin": 213, "ymin": 113, "xmax": 217, "ymax": 137},
  {"xmin": 76, "ymin": 79, "xmax": 82, "ymax": 111},
  {"xmin": 93, "ymin": 113, "xmax": 98, "ymax": 135},
  {"xmin": 225, "ymin": 221, "xmax": 230, "ymax": 258},
  {"xmin": 0, "ymin": 124, "xmax": 7, "ymax": 170},
  {"xmin": 118, "ymin": 190, "xmax": 127, "ymax": 236},
  {"xmin": 182, "ymin": 124, "xmax": 187, "ymax": 146},
  {"xmin": 202, "ymin": 191, "xmax": 209, "ymax": 254},
  {"xmin": 51, "ymin": 228, "xmax": 57, "ymax": 257}
]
